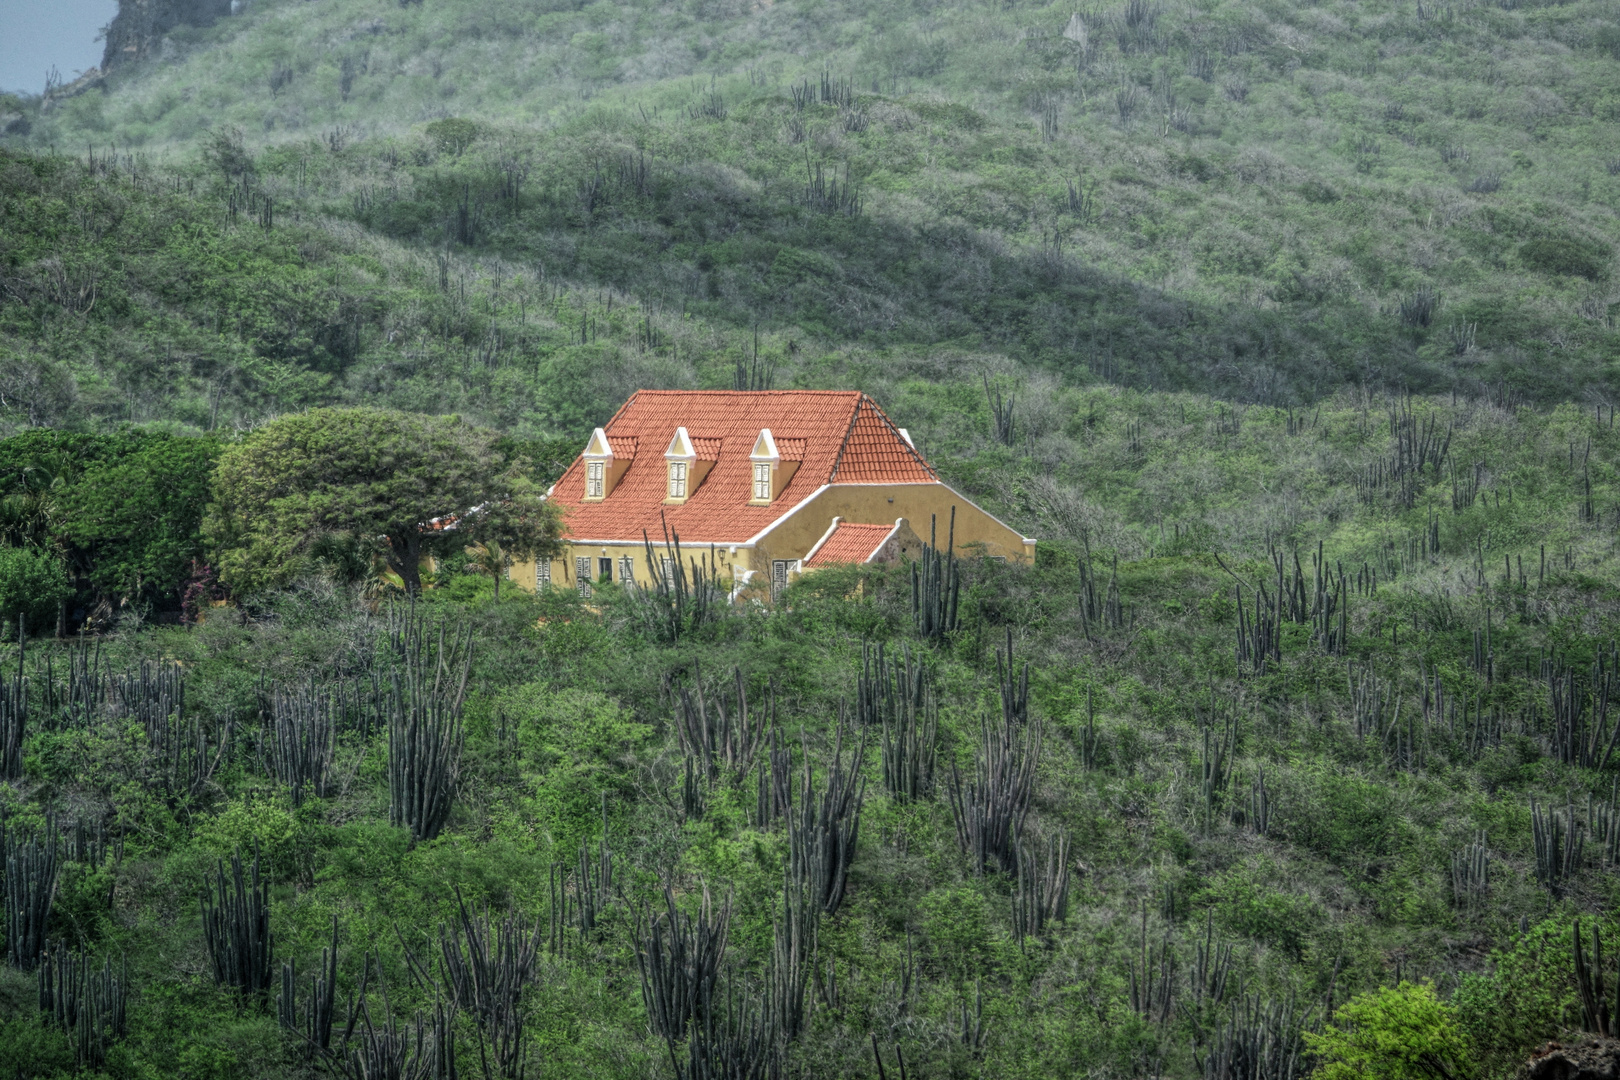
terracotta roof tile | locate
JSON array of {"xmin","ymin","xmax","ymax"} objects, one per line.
[
  {"xmin": 831, "ymin": 398, "xmax": 937, "ymax": 484},
  {"xmin": 551, "ymin": 391, "xmax": 939, "ymax": 544},
  {"xmin": 804, "ymin": 522, "xmax": 896, "ymax": 567}
]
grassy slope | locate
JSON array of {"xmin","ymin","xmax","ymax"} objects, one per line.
[
  {"xmin": 3, "ymin": 0, "xmax": 1620, "ymax": 1075},
  {"xmin": 12, "ymin": 0, "xmax": 1620, "ymax": 402},
  {"xmin": 15, "ymin": 392, "xmax": 1620, "ymax": 1079}
]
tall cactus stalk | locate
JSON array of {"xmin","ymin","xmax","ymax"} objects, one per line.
[
  {"xmin": 1012, "ymin": 832, "xmax": 1070, "ymax": 947},
  {"xmin": 1128, "ymin": 903, "xmax": 1174, "ymax": 1024},
  {"xmin": 339, "ymin": 993, "xmax": 458, "ymax": 1080},
  {"xmin": 636, "ymin": 521, "xmax": 724, "ymax": 642},
  {"xmin": 636, "ymin": 885, "xmax": 730, "ymax": 1041},
  {"xmin": 949, "ymin": 712, "xmax": 1040, "ymax": 876},
  {"xmin": 755, "ymin": 728, "xmax": 793, "ymax": 829},
  {"xmin": 1450, "ymin": 832, "xmax": 1488, "ymax": 909},
  {"xmin": 429, "ymin": 888, "xmax": 541, "ymax": 1079},
  {"xmin": 278, "ymin": 914, "xmax": 337, "ymax": 1060},
  {"xmin": 0, "ymin": 620, "xmax": 24, "ymax": 779},
  {"xmin": 387, "ymin": 665, "xmax": 467, "ymax": 843},
  {"xmin": 864, "ymin": 641, "xmax": 936, "ymax": 803},
  {"xmin": 767, "ymin": 874, "xmax": 817, "ymax": 1043},
  {"xmin": 911, "ymin": 509, "xmax": 960, "ymax": 642},
  {"xmin": 1576, "ymin": 918, "xmax": 1618, "ymax": 1037},
  {"xmin": 265, "ymin": 682, "xmax": 337, "ymax": 807},
  {"xmin": 5, "ymin": 820, "xmax": 60, "ymax": 969},
  {"xmin": 678, "ymin": 665, "xmax": 771, "ymax": 783},
  {"xmin": 789, "ymin": 716, "xmax": 866, "ymax": 917},
  {"xmin": 1531, "ymin": 799, "xmax": 1583, "ymax": 897},
  {"xmin": 38, "ymin": 945, "xmax": 128, "ymax": 1070},
  {"xmin": 113, "ymin": 660, "xmax": 224, "ymax": 800},
  {"xmin": 200, "ymin": 848, "xmax": 274, "ymax": 1006}
]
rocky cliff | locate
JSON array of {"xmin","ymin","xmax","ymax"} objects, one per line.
[{"xmin": 101, "ymin": 0, "xmax": 232, "ymax": 70}]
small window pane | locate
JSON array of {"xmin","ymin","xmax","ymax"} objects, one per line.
[
  {"xmin": 669, "ymin": 461, "xmax": 687, "ymax": 498},
  {"xmin": 586, "ymin": 460, "xmax": 604, "ymax": 498},
  {"xmin": 753, "ymin": 463, "xmax": 771, "ymax": 501}
]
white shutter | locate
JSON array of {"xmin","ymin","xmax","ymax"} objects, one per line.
[{"xmin": 576, "ymin": 556, "xmax": 593, "ymax": 597}]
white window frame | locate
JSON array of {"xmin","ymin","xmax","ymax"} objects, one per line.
[
  {"xmin": 536, "ymin": 560, "xmax": 551, "ymax": 588},
  {"xmin": 668, "ymin": 460, "xmax": 688, "ymax": 499},
  {"xmin": 618, "ymin": 556, "xmax": 635, "ymax": 584},
  {"xmin": 753, "ymin": 461, "xmax": 772, "ymax": 502},
  {"xmin": 576, "ymin": 556, "xmax": 593, "ymax": 598},
  {"xmin": 772, "ymin": 560, "xmax": 789, "ymax": 599},
  {"xmin": 586, "ymin": 459, "xmax": 605, "ymax": 498}
]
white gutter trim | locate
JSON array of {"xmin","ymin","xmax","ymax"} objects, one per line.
[
  {"xmin": 820, "ymin": 481, "xmax": 1037, "ymax": 547},
  {"xmin": 801, "ymin": 517, "xmax": 843, "ymax": 566},
  {"xmin": 744, "ymin": 484, "xmax": 833, "ymax": 546},
  {"xmin": 867, "ymin": 519, "xmax": 905, "ymax": 563},
  {"xmin": 564, "ymin": 539, "xmax": 758, "ymax": 549}
]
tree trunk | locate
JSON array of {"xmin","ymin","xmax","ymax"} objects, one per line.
[{"xmin": 390, "ymin": 531, "xmax": 423, "ymax": 595}]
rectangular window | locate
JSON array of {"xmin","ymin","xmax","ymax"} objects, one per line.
[
  {"xmin": 660, "ymin": 556, "xmax": 676, "ymax": 583},
  {"xmin": 668, "ymin": 461, "xmax": 687, "ymax": 499},
  {"xmin": 536, "ymin": 560, "xmax": 551, "ymax": 588},
  {"xmin": 618, "ymin": 556, "xmax": 635, "ymax": 584},
  {"xmin": 586, "ymin": 460, "xmax": 605, "ymax": 498},
  {"xmin": 598, "ymin": 557, "xmax": 613, "ymax": 582},
  {"xmin": 753, "ymin": 462, "xmax": 772, "ymax": 501},
  {"xmin": 576, "ymin": 556, "xmax": 593, "ymax": 598},
  {"xmin": 772, "ymin": 560, "xmax": 789, "ymax": 600}
]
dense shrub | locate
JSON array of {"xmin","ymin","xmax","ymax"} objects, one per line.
[{"xmin": 0, "ymin": 546, "xmax": 70, "ymax": 635}]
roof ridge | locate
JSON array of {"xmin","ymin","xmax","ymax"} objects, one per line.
[
  {"xmin": 627, "ymin": 389, "xmax": 861, "ymax": 396},
  {"xmin": 865, "ymin": 395, "xmax": 938, "ymax": 480},
  {"xmin": 827, "ymin": 394, "xmax": 862, "ymax": 482}
]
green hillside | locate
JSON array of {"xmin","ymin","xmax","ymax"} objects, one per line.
[
  {"xmin": 0, "ymin": 0, "xmax": 1618, "ymax": 1076},
  {"xmin": 14, "ymin": 0, "xmax": 1620, "ymax": 405}
]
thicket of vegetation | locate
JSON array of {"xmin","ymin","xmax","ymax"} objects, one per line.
[
  {"xmin": 1, "ymin": 0, "xmax": 1620, "ymax": 1074},
  {"xmin": 0, "ymin": 391, "xmax": 1608, "ymax": 1078},
  {"xmin": 9, "ymin": 0, "xmax": 1620, "ymax": 412}
]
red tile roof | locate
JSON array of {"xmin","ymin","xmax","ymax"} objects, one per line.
[
  {"xmin": 551, "ymin": 391, "xmax": 937, "ymax": 543},
  {"xmin": 804, "ymin": 522, "xmax": 896, "ymax": 567}
]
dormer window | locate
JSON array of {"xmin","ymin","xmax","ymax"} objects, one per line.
[
  {"xmin": 749, "ymin": 429, "xmax": 800, "ymax": 505},
  {"xmin": 581, "ymin": 427, "xmax": 625, "ymax": 502},
  {"xmin": 664, "ymin": 426, "xmax": 708, "ymax": 504}
]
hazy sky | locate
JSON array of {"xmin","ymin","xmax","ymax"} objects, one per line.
[{"xmin": 0, "ymin": 0, "xmax": 121, "ymax": 96}]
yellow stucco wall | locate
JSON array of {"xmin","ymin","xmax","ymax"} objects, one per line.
[
  {"xmin": 751, "ymin": 484, "xmax": 1032, "ymax": 574},
  {"xmin": 506, "ymin": 482, "xmax": 1032, "ymax": 594},
  {"xmin": 509, "ymin": 541, "xmax": 745, "ymax": 594}
]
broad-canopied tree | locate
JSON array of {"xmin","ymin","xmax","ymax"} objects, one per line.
[{"xmin": 204, "ymin": 408, "xmax": 560, "ymax": 595}]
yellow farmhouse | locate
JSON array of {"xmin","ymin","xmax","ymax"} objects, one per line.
[{"xmin": 509, "ymin": 390, "xmax": 1035, "ymax": 596}]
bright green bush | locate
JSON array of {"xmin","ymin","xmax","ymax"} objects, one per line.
[
  {"xmin": 1306, "ymin": 981, "xmax": 1474, "ymax": 1080},
  {"xmin": 1454, "ymin": 918, "xmax": 1579, "ymax": 1065},
  {"xmin": 0, "ymin": 546, "xmax": 70, "ymax": 636}
]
